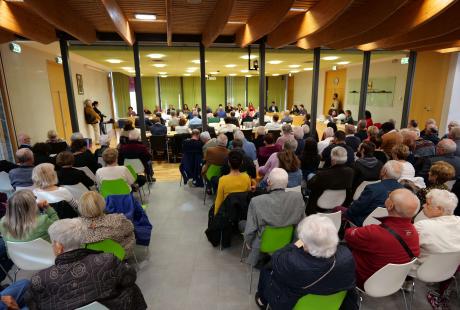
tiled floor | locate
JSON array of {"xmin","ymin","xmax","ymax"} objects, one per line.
[{"xmin": 137, "ymin": 181, "xmax": 459, "ymax": 310}]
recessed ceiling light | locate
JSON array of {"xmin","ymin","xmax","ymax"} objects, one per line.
[
  {"xmin": 187, "ymin": 67, "xmax": 198, "ymax": 71},
  {"xmin": 229, "ymin": 73, "xmax": 237, "ymax": 76},
  {"xmin": 121, "ymin": 67, "xmax": 135, "ymax": 73},
  {"xmin": 240, "ymin": 69, "xmax": 249, "ymax": 73},
  {"xmin": 184, "ymin": 73, "xmax": 191, "ymax": 76},
  {"xmin": 152, "ymin": 64, "xmax": 167, "ymax": 68},
  {"xmin": 158, "ymin": 72, "xmax": 167, "ymax": 75},
  {"xmin": 290, "ymin": 8, "xmax": 307, "ymax": 12},
  {"xmin": 191, "ymin": 59, "xmax": 208, "ymax": 64},
  {"xmin": 240, "ymin": 55, "xmax": 257, "ymax": 60},
  {"xmin": 245, "ymin": 75, "xmax": 252, "ymax": 77},
  {"xmin": 209, "ymin": 71, "xmax": 219, "ymax": 74},
  {"xmin": 288, "ymin": 64, "xmax": 301, "ymax": 68},
  {"xmin": 160, "ymin": 75, "xmax": 168, "ymax": 78},
  {"xmin": 336, "ymin": 61, "xmax": 350, "ymax": 65},
  {"xmin": 225, "ymin": 64, "xmax": 237, "ymax": 68},
  {"xmin": 268, "ymin": 60, "xmax": 283, "ymax": 65},
  {"xmin": 303, "ymin": 67, "xmax": 313, "ymax": 71},
  {"xmin": 322, "ymin": 56, "xmax": 339, "ymax": 61},
  {"xmin": 106, "ymin": 59, "xmax": 123, "ymax": 64},
  {"xmin": 146, "ymin": 53, "xmax": 165, "ymax": 59},
  {"xmin": 134, "ymin": 13, "xmax": 157, "ymax": 21},
  {"xmin": 272, "ymin": 73, "xmax": 280, "ymax": 76},
  {"xmin": 227, "ymin": 21, "xmax": 246, "ymax": 25},
  {"xmin": 290, "ymin": 70, "xmax": 300, "ymax": 73}
]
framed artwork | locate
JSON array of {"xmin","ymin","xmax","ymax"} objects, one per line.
[{"xmin": 76, "ymin": 74, "xmax": 84, "ymax": 95}]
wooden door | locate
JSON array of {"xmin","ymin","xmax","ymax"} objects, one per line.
[
  {"xmin": 323, "ymin": 69, "xmax": 347, "ymax": 115},
  {"xmin": 47, "ymin": 61, "xmax": 72, "ymax": 141}
]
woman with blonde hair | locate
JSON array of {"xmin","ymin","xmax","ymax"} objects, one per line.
[
  {"xmin": 79, "ymin": 191, "xmax": 135, "ymax": 255},
  {"xmin": 391, "ymin": 144, "xmax": 415, "ymax": 179},
  {"xmin": 0, "ymin": 190, "xmax": 58, "ymax": 242}
]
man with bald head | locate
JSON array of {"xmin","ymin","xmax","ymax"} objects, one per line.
[
  {"xmin": 17, "ymin": 133, "xmax": 31, "ymax": 150},
  {"xmin": 345, "ymin": 188, "xmax": 420, "ymax": 288},
  {"xmin": 418, "ymin": 138, "xmax": 460, "ymax": 181},
  {"xmin": 9, "ymin": 148, "xmax": 35, "ymax": 189}
]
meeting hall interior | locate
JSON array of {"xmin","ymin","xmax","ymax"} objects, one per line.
[{"xmin": 1, "ymin": 0, "xmax": 460, "ymax": 309}]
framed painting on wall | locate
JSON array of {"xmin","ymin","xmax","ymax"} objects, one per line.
[{"xmin": 76, "ymin": 74, "xmax": 84, "ymax": 95}]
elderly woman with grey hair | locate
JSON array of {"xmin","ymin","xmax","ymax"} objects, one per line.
[
  {"xmin": 29, "ymin": 218, "xmax": 147, "ymax": 309},
  {"xmin": 275, "ymin": 124, "xmax": 294, "ymax": 149},
  {"xmin": 255, "ymin": 214, "xmax": 356, "ymax": 310}
]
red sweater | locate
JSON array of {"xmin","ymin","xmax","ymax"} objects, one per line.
[{"xmin": 345, "ymin": 217, "xmax": 420, "ymax": 288}]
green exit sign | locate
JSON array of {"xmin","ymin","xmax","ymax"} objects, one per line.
[{"xmin": 401, "ymin": 57, "xmax": 409, "ymax": 64}]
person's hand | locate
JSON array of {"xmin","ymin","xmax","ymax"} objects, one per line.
[
  {"xmin": 294, "ymin": 240, "xmax": 304, "ymax": 248},
  {"xmin": 37, "ymin": 200, "xmax": 49, "ymax": 210},
  {"xmin": 1, "ymin": 296, "xmax": 19, "ymax": 310}
]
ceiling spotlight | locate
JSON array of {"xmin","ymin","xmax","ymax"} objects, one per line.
[
  {"xmin": 229, "ymin": 73, "xmax": 237, "ymax": 76},
  {"xmin": 240, "ymin": 55, "xmax": 257, "ymax": 60},
  {"xmin": 146, "ymin": 53, "xmax": 165, "ymax": 59},
  {"xmin": 290, "ymin": 70, "xmax": 300, "ymax": 73},
  {"xmin": 158, "ymin": 72, "xmax": 167, "ymax": 75},
  {"xmin": 240, "ymin": 69, "xmax": 249, "ymax": 73},
  {"xmin": 191, "ymin": 59, "xmax": 208, "ymax": 64},
  {"xmin": 160, "ymin": 75, "xmax": 168, "ymax": 78},
  {"xmin": 288, "ymin": 64, "xmax": 301, "ymax": 68},
  {"xmin": 187, "ymin": 67, "xmax": 198, "ymax": 71},
  {"xmin": 184, "ymin": 73, "xmax": 191, "ymax": 76},
  {"xmin": 290, "ymin": 8, "xmax": 307, "ymax": 12},
  {"xmin": 106, "ymin": 59, "xmax": 123, "ymax": 64},
  {"xmin": 336, "ymin": 61, "xmax": 350, "ymax": 65},
  {"xmin": 245, "ymin": 75, "xmax": 252, "ymax": 77},
  {"xmin": 152, "ymin": 64, "xmax": 167, "ymax": 68},
  {"xmin": 268, "ymin": 60, "xmax": 283, "ymax": 65},
  {"xmin": 303, "ymin": 67, "xmax": 313, "ymax": 71},
  {"xmin": 225, "ymin": 64, "xmax": 237, "ymax": 68},
  {"xmin": 272, "ymin": 73, "xmax": 280, "ymax": 76},
  {"xmin": 209, "ymin": 71, "xmax": 219, "ymax": 74},
  {"xmin": 322, "ymin": 56, "xmax": 339, "ymax": 61},
  {"xmin": 134, "ymin": 13, "xmax": 157, "ymax": 21},
  {"xmin": 121, "ymin": 67, "xmax": 135, "ymax": 73}
]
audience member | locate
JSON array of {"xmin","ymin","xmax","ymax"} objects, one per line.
[
  {"xmin": 56, "ymin": 151, "xmax": 94, "ymax": 189},
  {"xmin": 229, "ymin": 111, "xmax": 239, "ymax": 127},
  {"xmin": 118, "ymin": 130, "xmax": 153, "ymax": 182},
  {"xmin": 9, "ymin": 148, "xmax": 34, "ymax": 189},
  {"xmin": 391, "ymin": 144, "xmax": 415, "ymax": 179},
  {"xmin": 79, "ymin": 192, "xmax": 135, "ymax": 255},
  {"xmin": 29, "ymin": 218, "xmax": 147, "ymax": 309},
  {"xmin": 408, "ymin": 119, "xmax": 420, "ymax": 135},
  {"xmin": 449, "ymin": 126, "xmax": 460, "ymax": 156},
  {"xmin": 32, "ymin": 142, "xmax": 53, "ymax": 165},
  {"xmin": 233, "ymin": 130, "xmax": 257, "ymax": 161},
  {"xmin": 268, "ymin": 101, "xmax": 278, "ymax": 112},
  {"xmin": 127, "ymin": 106, "xmax": 137, "ymax": 117},
  {"xmin": 321, "ymin": 130, "xmax": 354, "ymax": 168},
  {"xmin": 253, "ymin": 126, "xmax": 266, "ymax": 150},
  {"xmin": 265, "ymin": 114, "xmax": 281, "ymax": 131},
  {"xmin": 343, "ymin": 109, "xmax": 354, "ymax": 124},
  {"xmin": 45, "ymin": 129, "xmax": 66, "ymax": 144},
  {"xmin": 417, "ymin": 161, "xmax": 455, "ymax": 205},
  {"xmin": 293, "ymin": 126, "xmax": 305, "ymax": 156},
  {"xmin": 94, "ymin": 134, "xmax": 111, "ymax": 163},
  {"xmin": 370, "ymin": 136, "xmax": 388, "ymax": 164},
  {"xmin": 244, "ymin": 168, "xmax": 305, "ymax": 266},
  {"xmin": 366, "ymin": 125, "xmax": 379, "ymax": 142},
  {"xmin": 418, "ymin": 138, "xmax": 460, "ymax": 180},
  {"xmin": 365, "ymin": 110, "xmax": 373, "ymax": 128},
  {"xmin": 353, "ymin": 141, "xmax": 383, "ymax": 190},
  {"xmin": 0, "ymin": 189, "xmax": 58, "ymax": 242},
  {"xmin": 168, "ymin": 111, "xmax": 180, "ymax": 127},
  {"xmin": 281, "ymin": 111, "xmax": 293, "ymax": 124},
  {"xmin": 255, "ymin": 215, "xmax": 356, "ymax": 309},
  {"xmin": 278, "ymin": 147, "xmax": 302, "ymax": 188},
  {"xmin": 275, "ymin": 124, "xmax": 294, "ymax": 149},
  {"xmin": 422, "ymin": 123, "xmax": 440, "ymax": 145},
  {"xmin": 17, "ymin": 133, "xmax": 31, "ymax": 149},
  {"xmin": 420, "ymin": 118, "xmax": 436, "ymax": 137},
  {"xmin": 203, "ymin": 134, "xmax": 228, "ymax": 174},
  {"xmin": 71, "ymin": 138, "xmax": 99, "ymax": 173},
  {"xmin": 344, "ymin": 124, "xmax": 360, "ymax": 152},
  {"xmin": 317, "ymin": 127, "xmax": 334, "ymax": 155},
  {"xmin": 189, "ymin": 110, "xmax": 202, "ymax": 127},
  {"xmin": 175, "ymin": 118, "xmax": 190, "ymax": 134},
  {"xmin": 32, "ymin": 163, "xmax": 79, "ymax": 210},
  {"xmin": 201, "ymin": 131, "xmax": 217, "ymax": 157},
  {"xmin": 150, "ymin": 117, "xmax": 167, "ymax": 136},
  {"xmin": 345, "ymin": 188, "xmax": 420, "ymax": 288},
  {"xmin": 219, "ymin": 117, "xmax": 237, "ymax": 134},
  {"xmin": 222, "ymin": 139, "xmax": 256, "ymax": 179},
  {"xmin": 307, "ymin": 147, "xmax": 354, "ymax": 214},
  {"xmin": 96, "ymin": 148, "xmax": 134, "ymax": 187},
  {"xmin": 355, "ymin": 120, "xmax": 368, "ymax": 141},
  {"xmin": 345, "ymin": 160, "xmax": 403, "ymax": 226},
  {"xmin": 300, "ymin": 137, "xmax": 320, "ymax": 181},
  {"xmin": 443, "ymin": 120, "xmax": 459, "ymax": 139},
  {"xmin": 259, "ymin": 139, "xmax": 297, "ymax": 184},
  {"xmin": 257, "ymin": 134, "xmax": 281, "ymax": 166},
  {"xmin": 120, "ymin": 120, "xmax": 136, "ymax": 141},
  {"xmin": 216, "ymin": 107, "xmax": 226, "ymax": 118},
  {"xmin": 214, "ymin": 150, "xmax": 252, "ymax": 215},
  {"xmin": 381, "ymin": 122, "xmax": 403, "ymax": 156}
]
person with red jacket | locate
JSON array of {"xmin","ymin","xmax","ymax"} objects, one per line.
[{"xmin": 345, "ymin": 188, "xmax": 420, "ymax": 288}]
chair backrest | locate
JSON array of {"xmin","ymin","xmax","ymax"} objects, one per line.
[
  {"xmin": 362, "ymin": 207, "xmax": 388, "ymax": 226},
  {"xmin": 317, "ymin": 190, "xmax": 347, "ymax": 210},
  {"xmin": 416, "ymin": 252, "xmax": 460, "ymax": 283},
  {"xmin": 268, "ymin": 130, "xmax": 281, "ymax": 140},
  {"xmin": 363, "ymin": 259, "xmax": 417, "ymax": 297},
  {"xmin": 206, "ymin": 164, "xmax": 222, "ymax": 181},
  {"xmin": 6, "ymin": 238, "xmax": 55, "ymax": 270},
  {"xmin": 100, "ymin": 179, "xmax": 131, "ymax": 198},
  {"xmin": 353, "ymin": 180, "xmax": 380, "ymax": 201},
  {"xmin": 208, "ymin": 126, "xmax": 217, "ymax": 138},
  {"xmin": 124, "ymin": 158, "xmax": 144, "ymax": 174},
  {"xmin": 149, "ymin": 135, "xmax": 167, "ymax": 152},
  {"xmin": 285, "ymin": 186, "xmax": 302, "ymax": 193},
  {"xmin": 242, "ymin": 129, "xmax": 253, "ymax": 141},
  {"xmin": 317, "ymin": 211, "xmax": 342, "ymax": 232},
  {"xmin": 293, "ymin": 290, "xmax": 347, "ymax": 310},
  {"xmin": 97, "ymin": 157, "xmax": 105, "ymax": 167},
  {"xmin": 225, "ymin": 131, "xmax": 234, "ymax": 142},
  {"xmin": 85, "ymin": 239, "xmax": 125, "ymax": 261},
  {"xmin": 260, "ymin": 225, "xmax": 294, "ymax": 254},
  {"xmin": 125, "ymin": 164, "xmax": 138, "ymax": 180},
  {"xmin": 75, "ymin": 167, "xmax": 97, "ymax": 183},
  {"xmin": 75, "ymin": 302, "xmax": 109, "ymax": 310},
  {"xmin": 0, "ymin": 171, "xmax": 13, "ymax": 193},
  {"xmin": 15, "ymin": 186, "xmax": 35, "ymax": 191},
  {"xmin": 63, "ymin": 183, "xmax": 89, "ymax": 201},
  {"xmin": 445, "ymin": 180, "xmax": 456, "ymax": 191},
  {"xmin": 47, "ymin": 141, "xmax": 68, "ymax": 154}
]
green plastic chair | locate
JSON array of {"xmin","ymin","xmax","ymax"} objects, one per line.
[
  {"xmin": 85, "ymin": 239, "xmax": 126, "ymax": 261},
  {"xmin": 293, "ymin": 291, "xmax": 347, "ymax": 310},
  {"xmin": 203, "ymin": 164, "xmax": 222, "ymax": 204},
  {"xmin": 125, "ymin": 164, "xmax": 137, "ymax": 180},
  {"xmin": 100, "ymin": 179, "xmax": 131, "ymax": 198}
]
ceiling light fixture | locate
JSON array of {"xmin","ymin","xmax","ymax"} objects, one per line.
[
  {"xmin": 225, "ymin": 64, "xmax": 237, "ymax": 68},
  {"xmin": 272, "ymin": 73, "xmax": 280, "ymax": 76},
  {"xmin": 303, "ymin": 67, "xmax": 313, "ymax": 71},
  {"xmin": 146, "ymin": 53, "xmax": 165, "ymax": 59},
  {"xmin": 209, "ymin": 71, "xmax": 219, "ymax": 74},
  {"xmin": 227, "ymin": 21, "xmax": 246, "ymax": 24},
  {"xmin": 106, "ymin": 59, "xmax": 123, "ymax": 64},
  {"xmin": 191, "ymin": 59, "xmax": 208, "ymax": 64},
  {"xmin": 184, "ymin": 73, "xmax": 191, "ymax": 76},
  {"xmin": 240, "ymin": 55, "xmax": 257, "ymax": 60},
  {"xmin": 160, "ymin": 75, "xmax": 168, "ymax": 78},
  {"xmin": 290, "ymin": 70, "xmax": 300, "ymax": 73},
  {"xmin": 245, "ymin": 75, "xmax": 252, "ymax": 77},
  {"xmin": 268, "ymin": 60, "xmax": 283, "ymax": 65},
  {"xmin": 288, "ymin": 64, "xmax": 301, "ymax": 68},
  {"xmin": 152, "ymin": 64, "xmax": 167, "ymax": 68},
  {"xmin": 290, "ymin": 8, "xmax": 307, "ymax": 12},
  {"xmin": 322, "ymin": 56, "xmax": 339, "ymax": 61},
  {"xmin": 134, "ymin": 13, "xmax": 157, "ymax": 21},
  {"xmin": 240, "ymin": 69, "xmax": 249, "ymax": 73},
  {"xmin": 158, "ymin": 72, "xmax": 167, "ymax": 75},
  {"xmin": 121, "ymin": 67, "xmax": 135, "ymax": 73},
  {"xmin": 229, "ymin": 73, "xmax": 237, "ymax": 76},
  {"xmin": 336, "ymin": 61, "xmax": 350, "ymax": 65}
]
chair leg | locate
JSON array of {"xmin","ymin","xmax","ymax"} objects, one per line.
[
  {"xmin": 452, "ymin": 276, "xmax": 459, "ymax": 296},
  {"xmin": 203, "ymin": 184, "xmax": 207, "ymax": 205},
  {"xmin": 240, "ymin": 242, "xmax": 246, "ymax": 263},
  {"xmin": 13, "ymin": 267, "xmax": 20, "ymax": 283},
  {"xmin": 219, "ymin": 230, "xmax": 223, "ymax": 251},
  {"xmin": 409, "ymin": 280, "xmax": 415, "ymax": 310},
  {"xmin": 0, "ymin": 263, "xmax": 13, "ymax": 282},
  {"xmin": 249, "ymin": 265, "xmax": 253, "ymax": 294},
  {"xmin": 401, "ymin": 289, "xmax": 409, "ymax": 310}
]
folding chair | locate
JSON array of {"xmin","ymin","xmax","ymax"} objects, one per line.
[
  {"xmin": 317, "ymin": 211, "xmax": 342, "ymax": 231},
  {"xmin": 203, "ymin": 164, "xmax": 222, "ymax": 205},
  {"xmin": 99, "ymin": 179, "xmax": 131, "ymax": 198},
  {"xmin": 353, "ymin": 180, "xmax": 380, "ymax": 200},
  {"xmin": 267, "ymin": 130, "xmax": 281, "ymax": 140},
  {"xmin": 291, "ymin": 290, "xmax": 347, "ymax": 310},
  {"xmin": 150, "ymin": 135, "xmax": 168, "ymax": 161},
  {"xmin": 317, "ymin": 190, "xmax": 347, "ymax": 210},
  {"xmin": 0, "ymin": 172, "xmax": 14, "ymax": 197},
  {"xmin": 75, "ymin": 167, "xmax": 97, "ymax": 183}
]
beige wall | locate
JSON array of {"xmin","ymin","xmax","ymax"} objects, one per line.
[{"xmin": 0, "ymin": 43, "xmax": 112, "ymax": 145}]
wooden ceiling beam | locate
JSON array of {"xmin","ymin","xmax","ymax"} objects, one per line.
[
  {"xmin": 0, "ymin": 29, "xmax": 15, "ymax": 44},
  {"xmin": 359, "ymin": 0, "xmax": 460, "ymax": 51},
  {"xmin": 235, "ymin": 0, "xmax": 295, "ymax": 48},
  {"xmin": 100, "ymin": 0, "xmax": 134, "ymax": 46},
  {"xmin": 414, "ymin": 40, "xmax": 460, "ymax": 51},
  {"xmin": 166, "ymin": 0, "xmax": 172, "ymax": 46},
  {"xmin": 0, "ymin": 1, "xmax": 55, "ymax": 44},
  {"xmin": 267, "ymin": 0, "xmax": 354, "ymax": 48},
  {"xmin": 202, "ymin": 0, "xmax": 235, "ymax": 47},
  {"xmin": 329, "ymin": 0, "xmax": 457, "ymax": 50},
  {"xmin": 297, "ymin": 0, "xmax": 408, "ymax": 50},
  {"xmin": 23, "ymin": 0, "xmax": 96, "ymax": 44},
  {"xmin": 387, "ymin": 27, "xmax": 460, "ymax": 51}
]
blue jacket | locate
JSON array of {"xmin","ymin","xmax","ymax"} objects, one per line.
[
  {"xmin": 179, "ymin": 139, "xmax": 204, "ymax": 186},
  {"xmin": 242, "ymin": 139, "xmax": 257, "ymax": 161},
  {"xmin": 105, "ymin": 194, "xmax": 152, "ymax": 246},
  {"xmin": 346, "ymin": 179, "xmax": 403, "ymax": 226},
  {"xmin": 150, "ymin": 123, "xmax": 167, "ymax": 136}
]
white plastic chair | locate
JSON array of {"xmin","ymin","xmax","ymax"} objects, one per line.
[
  {"xmin": 445, "ymin": 180, "xmax": 456, "ymax": 190},
  {"xmin": 317, "ymin": 190, "xmax": 347, "ymax": 210},
  {"xmin": 285, "ymin": 186, "xmax": 301, "ymax": 193},
  {"xmin": 6, "ymin": 238, "xmax": 55, "ymax": 282},
  {"xmin": 353, "ymin": 180, "xmax": 380, "ymax": 201},
  {"xmin": 358, "ymin": 259, "xmax": 418, "ymax": 310},
  {"xmin": 75, "ymin": 302, "xmax": 109, "ymax": 310},
  {"xmin": 124, "ymin": 158, "xmax": 145, "ymax": 175},
  {"xmin": 15, "ymin": 186, "xmax": 35, "ymax": 191},
  {"xmin": 413, "ymin": 211, "xmax": 428, "ymax": 223},
  {"xmin": 0, "ymin": 171, "xmax": 14, "ymax": 196},
  {"xmin": 97, "ymin": 157, "xmax": 105, "ymax": 167},
  {"xmin": 63, "ymin": 183, "xmax": 89, "ymax": 201},
  {"xmin": 75, "ymin": 167, "xmax": 97, "ymax": 183},
  {"xmin": 362, "ymin": 207, "xmax": 388, "ymax": 226},
  {"xmin": 318, "ymin": 211, "xmax": 341, "ymax": 231}
]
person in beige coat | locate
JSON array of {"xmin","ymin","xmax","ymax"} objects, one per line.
[{"xmin": 84, "ymin": 99, "xmax": 101, "ymax": 145}]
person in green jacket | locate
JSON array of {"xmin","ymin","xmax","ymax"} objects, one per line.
[{"xmin": 0, "ymin": 190, "xmax": 58, "ymax": 242}]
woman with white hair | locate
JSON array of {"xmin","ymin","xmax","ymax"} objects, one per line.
[
  {"xmin": 317, "ymin": 127, "xmax": 334, "ymax": 155},
  {"xmin": 255, "ymin": 215, "xmax": 356, "ymax": 309},
  {"xmin": 0, "ymin": 189, "xmax": 58, "ymax": 242},
  {"xmin": 29, "ymin": 218, "xmax": 147, "ymax": 309}
]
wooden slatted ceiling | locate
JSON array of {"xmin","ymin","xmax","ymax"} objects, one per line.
[{"xmin": 65, "ymin": 0, "xmax": 114, "ymax": 32}]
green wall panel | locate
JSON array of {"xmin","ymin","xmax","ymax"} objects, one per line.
[
  {"xmin": 183, "ymin": 77, "xmax": 201, "ymax": 110},
  {"xmin": 206, "ymin": 77, "xmax": 225, "ymax": 110},
  {"xmin": 159, "ymin": 77, "xmax": 181, "ymax": 110},
  {"xmin": 247, "ymin": 76, "xmax": 260, "ymax": 107},
  {"xmin": 267, "ymin": 76, "xmax": 286, "ymax": 112},
  {"xmin": 141, "ymin": 77, "xmax": 157, "ymax": 112},
  {"xmin": 112, "ymin": 72, "xmax": 130, "ymax": 118}
]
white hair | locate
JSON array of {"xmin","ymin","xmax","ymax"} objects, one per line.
[
  {"xmin": 48, "ymin": 219, "xmax": 83, "ymax": 252},
  {"xmin": 200, "ymin": 131, "xmax": 211, "ymax": 142},
  {"xmin": 71, "ymin": 132, "xmax": 84, "ymax": 142},
  {"xmin": 128, "ymin": 129, "xmax": 140, "ymax": 141},
  {"xmin": 437, "ymin": 139, "xmax": 457, "ymax": 154},
  {"xmin": 324, "ymin": 127, "xmax": 334, "ymax": 138},
  {"xmin": 233, "ymin": 130, "xmax": 244, "ymax": 140},
  {"xmin": 216, "ymin": 134, "xmax": 228, "ymax": 147},
  {"xmin": 297, "ymin": 215, "xmax": 339, "ymax": 258},
  {"xmin": 283, "ymin": 138, "xmax": 298, "ymax": 152},
  {"xmin": 256, "ymin": 126, "xmax": 266, "ymax": 135},
  {"xmin": 331, "ymin": 146, "xmax": 347, "ymax": 165},
  {"xmin": 451, "ymin": 127, "xmax": 460, "ymax": 140},
  {"xmin": 267, "ymin": 168, "xmax": 288, "ymax": 190},
  {"xmin": 293, "ymin": 127, "xmax": 304, "ymax": 140},
  {"xmin": 427, "ymin": 189, "xmax": 458, "ymax": 215},
  {"xmin": 282, "ymin": 124, "xmax": 292, "ymax": 134},
  {"xmin": 382, "ymin": 160, "xmax": 402, "ymax": 180}
]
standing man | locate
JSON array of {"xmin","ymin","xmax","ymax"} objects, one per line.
[
  {"xmin": 84, "ymin": 99, "xmax": 101, "ymax": 145},
  {"xmin": 92, "ymin": 101, "xmax": 106, "ymax": 135}
]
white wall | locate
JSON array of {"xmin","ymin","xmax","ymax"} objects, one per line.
[
  {"xmin": 440, "ymin": 53, "xmax": 460, "ymax": 135},
  {"xmin": 0, "ymin": 42, "xmax": 112, "ymax": 144}
]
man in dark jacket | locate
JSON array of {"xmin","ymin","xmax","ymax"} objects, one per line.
[
  {"xmin": 352, "ymin": 141, "xmax": 383, "ymax": 190},
  {"xmin": 150, "ymin": 117, "xmax": 167, "ymax": 136},
  {"xmin": 418, "ymin": 138, "xmax": 460, "ymax": 181},
  {"xmin": 256, "ymin": 215, "xmax": 356, "ymax": 310},
  {"xmin": 118, "ymin": 130, "xmax": 154, "ymax": 181},
  {"xmin": 321, "ymin": 131, "xmax": 355, "ymax": 168},
  {"xmin": 344, "ymin": 124, "xmax": 361, "ymax": 152},
  {"xmin": 345, "ymin": 160, "xmax": 403, "ymax": 226},
  {"xmin": 29, "ymin": 219, "xmax": 147, "ymax": 310},
  {"xmin": 354, "ymin": 120, "xmax": 368, "ymax": 141},
  {"xmin": 220, "ymin": 139, "xmax": 256, "ymax": 178}
]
